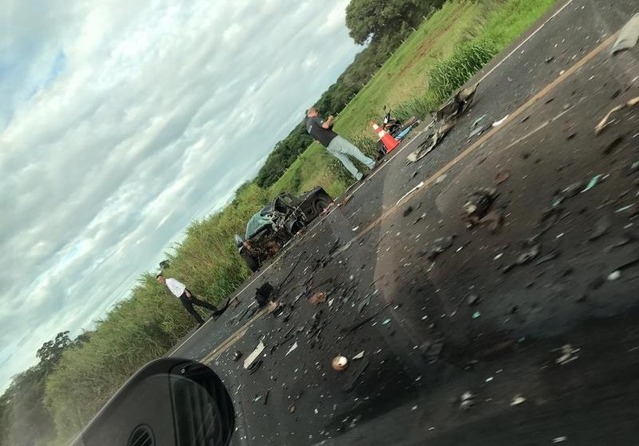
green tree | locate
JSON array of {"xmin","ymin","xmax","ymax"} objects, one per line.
[{"xmin": 345, "ymin": 0, "xmax": 442, "ymax": 45}]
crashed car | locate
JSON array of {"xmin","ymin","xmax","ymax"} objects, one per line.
[{"xmin": 235, "ymin": 186, "xmax": 332, "ymax": 271}]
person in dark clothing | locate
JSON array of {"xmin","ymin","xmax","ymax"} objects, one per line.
[
  {"xmin": 156, "ymin": 274, "xmax": 220, "ymax": 326},
  {"xmin": 306, "ymin": 107, "xmax": 376, "ymax": 181}
]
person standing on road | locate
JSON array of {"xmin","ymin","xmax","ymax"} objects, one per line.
[
  {"xmin": 306, "ymin": 107, "xmax": 376, "ymax": 181},
  {"xmin": 156, "ymin": 274, "xmax": 221, "ymax": 326}
]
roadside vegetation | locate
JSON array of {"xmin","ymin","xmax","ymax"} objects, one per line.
[{"xmin": 0, "ymin": 0, "xmax": 556, "ymax": 444}]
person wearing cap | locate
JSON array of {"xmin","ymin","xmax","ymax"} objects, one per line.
[
  {"xmin": 306, "ymin": 107, "xmax": 376, "ymax": 181},
  {"xmin": 156, "ymin": 274, "xmax": 220, "ymax": 326}
]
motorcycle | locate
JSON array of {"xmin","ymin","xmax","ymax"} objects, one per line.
[{"xmin": 376, "ymin": 105, "xmax": 421, "ymax": 159}]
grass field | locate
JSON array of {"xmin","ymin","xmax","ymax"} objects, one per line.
[{"xmin": 274, "ymin": 0, "xmax": 556, "ymax": 198}]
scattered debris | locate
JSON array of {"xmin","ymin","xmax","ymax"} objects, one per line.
[
  {"xmin": 610, "ymin": 13, "xmax": 639, "ymax": 55},
  {"xmin": 255, "ymin": 282, "xmax": 275, "ymax": 308},
  {"xmin": 403, "ymin": 205, "xmax": 414, "ymax": 217},
  {"xmin": 352, "ymin": 351, "xmax": 365, "ymax": 360},
  {"xmin": 615, "ymin": 203, "xmax": 639, "ymax": 216},
  {"xmin": 382, "ymin": 318, "xmax": 392, "ymax": 325},
  {"xmin": 309, "ymin": 291, "xmax": 327, "ymax": 305},
  {"xmin": 244, "ymin": 340, "xmax": 266, "ymax": 369},
  {"xmin": 552, "ymin": 437, "xmax": 568, "ymax": 444},
  {"xmin": 594, "ymin": 96, "xmax": 639, "ymax": 134},
  {"xmin": 492, "ymin": 115, "xmax": 509, "ymax": 127},
  {"xmin": 233, "ymin": 351, "xmax": 243, "ymax": 362},
  {"xmin": 263, "ymin": 390, "xmax": 270, "ymax": 406},
  {"xmin": 408, "ymin": 84, "xmax": 479, "ymax": 163},
  {"xmin": 248, "ymin": 360, "xmax": 263, "ymax": 374},
  {"xmin": 425, "ymin": 235, "xmax": 455, "ymax": 260},
  {"xmin": 288, "ymin": 403, "xmax": 296, "ymax": 414},
  {"xmin": 332, "ymin": 355, "xmax": 349, "ymax": 371},
  {"xmin": 285, "ymin": 341, "xmax": 298, "ymax": 357},
  {"xmin": 396, "ymin": 181, "xmax": 425, "ymax": 206},
  {"xmin": 535, "ymin": 250, "xmax": 560, "ymax": 265},
  {"xmin": 589, "ymin": 216, "xmax": 612, "ymax": 241},
  {"xmin": 555, "ymin": 344, "xmax": 580, "ymax": 365},
  {"xmin": 494, "ymin": 170, "xmax": 511, "ymax": 184},
  {"xmin": 357, "ymin": 297, "xmax": 371, "ymax": 313},
  {"xmin": 472, "ymin": 311, "xmax": 481, "ymax": 319},
  {"xmin": 510, "ymin": 395, "xmax": 526, "ymax": 406},
  {"xmin": 469, "ymin": 115, "xmax": 488, "ymax": 139},
  {"xmin": 515, "ymin": 244, "xmax": 541, "ymax": 266},
  {"xmin": 459, "ymin": 391, "xmax": 475, "ymax": 411},
  {"xmin": 607, "ymin": 270, "xmax": 621, "ymax": 281},
  {"xmin": 581, "ymin": 175, "xmax": 602, "ymax": 193},
  {"xmin": 467, "ymin": 294, "xmax": 480, "ymax": 306},
  {"xmin": 462, "ymin": 188, "xmax": 498, "ymax": 229}
]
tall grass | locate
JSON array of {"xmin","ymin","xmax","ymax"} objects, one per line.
[{"xmin": 427, "ymin": 39, "xmax": 498, "ymax": 104}]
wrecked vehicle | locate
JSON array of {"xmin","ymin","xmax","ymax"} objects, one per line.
[{"xmin": 235, "ymin": 186, "xmax": 332, "ymax": 271}]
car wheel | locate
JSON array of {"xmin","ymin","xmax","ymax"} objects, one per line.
[{"xmin": 313, "ymin": 196, "xmax": 331, "ymax": 216}]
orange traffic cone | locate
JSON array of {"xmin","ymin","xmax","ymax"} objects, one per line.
[{"xmin": 371, "ymin": 121, "xmax": 399, "ymax": 153}]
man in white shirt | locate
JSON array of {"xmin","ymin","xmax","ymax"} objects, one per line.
[{"xmin": 156, "ymin": 274, "xmax": 220, "ymax": 326}]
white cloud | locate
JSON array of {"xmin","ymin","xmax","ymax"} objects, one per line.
[{"xmin": 0, "ymin": 0, "xmax": 359, "ymax": 390}]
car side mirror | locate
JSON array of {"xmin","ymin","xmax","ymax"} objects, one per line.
[{"xmin": 71, "ymin": 358, "xmax": 235, "ymax": 446}]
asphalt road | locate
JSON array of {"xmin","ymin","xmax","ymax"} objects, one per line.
[{"xmin": 172, "ymin": 1, "xmax": 639, "ymax": 444}]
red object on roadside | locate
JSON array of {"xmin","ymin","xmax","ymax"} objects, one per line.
[{"xmin": 371, "ymin": 121, "xmax": 400, "ymax": 152}]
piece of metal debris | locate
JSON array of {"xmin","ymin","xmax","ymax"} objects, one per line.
[
  {"xmin": 459, "ymin": 391, "xmax": 474, "ymax": 411},
  {"xmin": 594, "ymin": 96, "xmax": 639, "ymax": 134},
  {"xmin": 244, "ymin": 341, "xmax": 266, "ymax": 369},
  {"xmin": 233, "ymin": 351, "xmax": 243, "ymax": 362},
  {"xmin": 425, "ymin": 235, "xmax": 455, "ymax": 260},
  {"xmin": 396, "ymin": 181, "xmax": 425, "ymax": 206},
  {"xmin": 607, "ymin": 270, "xmax": 621, "ymax": 281},
  {"xmin": 516, "ymin": 244, "xmax": 541, "ymax": 265},
  {"xmin": 552, "ymin": 437, "xmax": 568, "ymax": 444},
  {"xmin": 285, "ymin": 341, "xmax": 298, "ymax": 356},
  {"xmin": 472, "ymin": 311, "xmax": 481, "ymax": 319},
  {"xmin": 555, "ymin": 344, "xmax": 580, "ymax": 365},
  {"xmin": 510, "ymin": 395, "xmax": 526, "ymax": 406},
  {"xmin": 495, "ymin": 170, "xmax": 511, "ymax": 184},
  {"xmin": 610, "ymin": 13, "xmax": 639, "ymax": 55},
  {"xmin": 463, "ymin": 188, "xmax": 498, "ymax": 228},
  {"xmin": 467, "ymin": 294, "xmax": 480, "ymax": 306},
  {"xmin": 352, "ymin": 351, "xmax": 365, "ymax": 360},
  {"xmin": 492, "ymin": 115, "xmax": 509, "ymax": 127},
  {"xmin": 581, "ymin": 174, "xmax": 603, "ymax": 193}
]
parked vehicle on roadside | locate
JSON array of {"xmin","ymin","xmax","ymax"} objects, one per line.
[{"xmin": 235, "ymin": 186, "xmax": 332, "ymax": 272}]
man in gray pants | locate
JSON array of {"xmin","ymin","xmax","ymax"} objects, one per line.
[{"xmin": 306, "ymin": 107, "xmax": 376, "ymax": 181}]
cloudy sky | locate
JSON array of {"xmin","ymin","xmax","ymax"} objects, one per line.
[{"xmin": 0, "ymin": 0, "xmax": 360, "ymax": 391}]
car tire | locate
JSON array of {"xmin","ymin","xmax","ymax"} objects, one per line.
[{"xmin": 313, "ymin": 196, "xmax": 331, "ymax": 216}]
